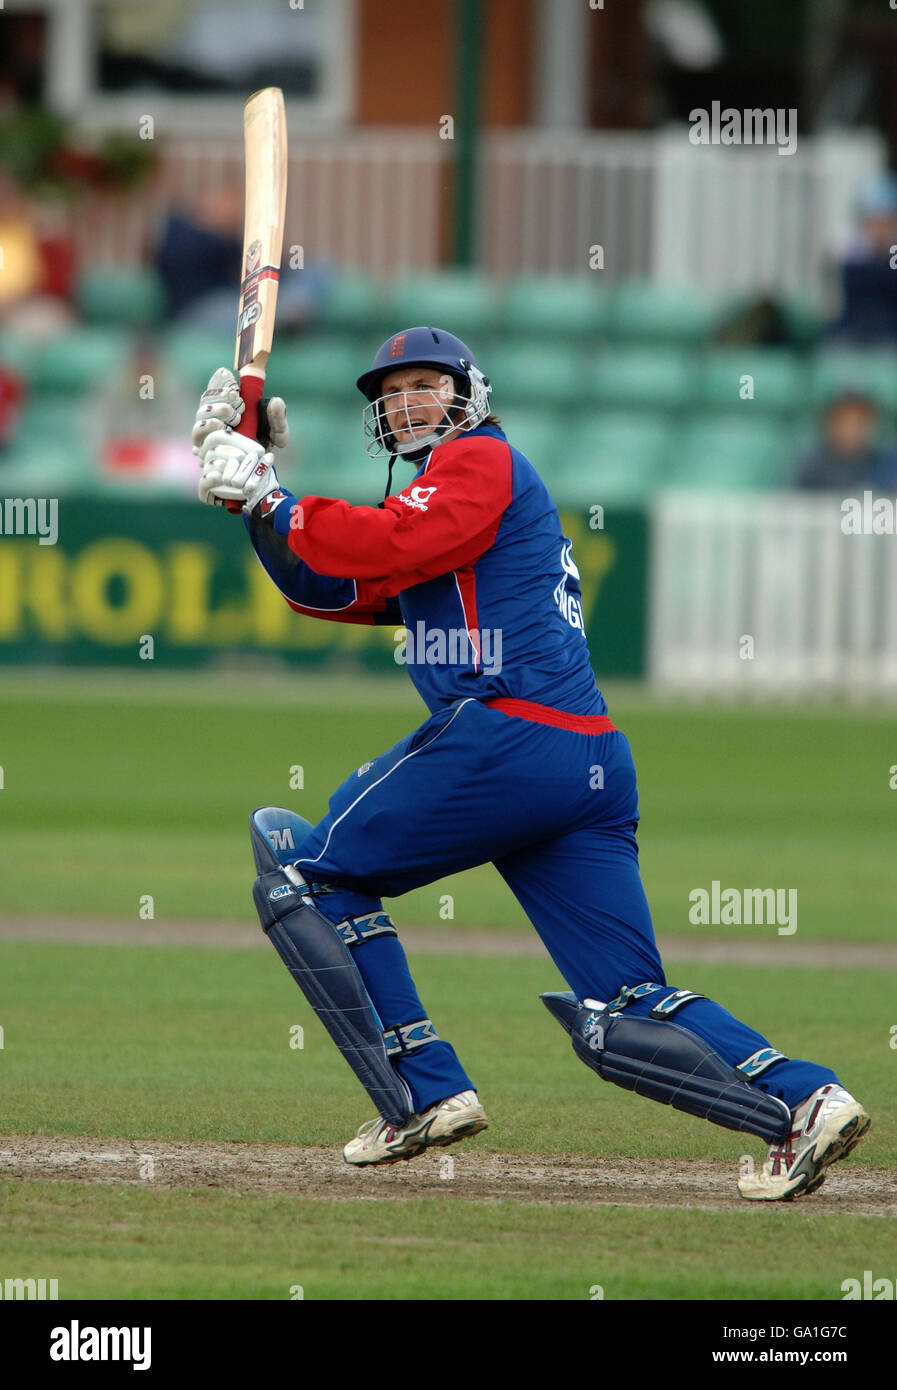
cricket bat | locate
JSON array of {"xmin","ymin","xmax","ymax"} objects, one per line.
[{"xmin": 234, "ymin": 86, "xmax": 288, "ymax": 446}]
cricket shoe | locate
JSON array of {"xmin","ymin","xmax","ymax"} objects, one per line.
[
  {"xmin": 343, "ymin": 1090, "xmax": 488, "ymax": 1167},
  {"xmin": 737, "ymin": 1084, "xmax": 870, "ymax": 1202}
]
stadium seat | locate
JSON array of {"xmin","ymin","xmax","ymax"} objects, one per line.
[
  {"xmin": 387, "ymin": 271, "xmax": 500, "ymax": 340},
  {"xmin": 782, "ymin": 297, "xmax": 826, "ymax": 348},
  {"xmin": 608, "ymin": 280, "xmax": 717, "ymax": 345},
  {"xmin": 500, "ymin": 408, "xmax": 567, "ymax": 467},
  {"xmin": 549, "ymin": 412, "xmax": 671, "ymax": 504},
  {"xmin": 503, "ymin": 275, "xmax": 610, "ymax": 339},
  {"xmin": 267, "ymin": 336, "xmax": 371, "ymax": 401},
  {"xmin": 28, "ymin": 328, "xmax": 132, "ymax": 393},
  {"xmin": 77, "ymin": 268, "xmax": 165, "ymax": 328},
  {"xmin": 288, "ymin": 406, "xmax": 364, "ymax": 480},
  {"xmin": 590, "ymin": 347, "xmax": 696, "ymax": 411},
  {"xmin": 17, "ymin": 392, "xmax": 88, "ymax": 443},
  {"xmin": 0, "ymin": 329, "xmax": 46, "ymax": 381},
  {"xmin": 320, "ymin": 273, "xmax": 389, "ymax": 334},
  {"xmin": 671, "ymin": 415, "xmax": 793, "ymax": 489},
  {"xmin": 165, "ymin": 330, "xmax": 231, "ymax": 396},
  {"xmin": 5, "ymin": 429, "xmax": 92, "ymax": 491},
  {"xmin": 696, "ymin": 349, "xmax": 807, "ymax": 414},
  {"xmin": 810, "ymin": 350, "xmax": 897, "ymax": 412},
  {"xmin": 488, "ymin": 343, "xmax": 586, "ymax": 408}
]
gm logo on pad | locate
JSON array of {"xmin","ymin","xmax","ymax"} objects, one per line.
[{"xmin": 269, "ymin": 884, "xmax": 296, "ymax": 902}]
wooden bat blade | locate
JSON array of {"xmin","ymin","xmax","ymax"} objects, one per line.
[{"xmin": 235, "ymin": 86, "xmax": 287, "ymax": 383}]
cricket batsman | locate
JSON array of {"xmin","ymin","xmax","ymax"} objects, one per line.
[{"xmin": 193, "ymin": 326, "xmax": 870, "ymax": 1200}]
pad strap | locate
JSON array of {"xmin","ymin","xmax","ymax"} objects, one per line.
[
  {"xmin": 605, "ymin": 982, "xmax": 706, "ymax": 1019},
  {"xmin": 737, "ymin": 1046, "xmax": 788, "ymax": 1078},
  {"xmin": 383, "ymin": 1018, "xmax": 439, "ymax": 1056},
  {"xmin": 335, "ymin": 911, "xmax": 398, "ymax": 947}
]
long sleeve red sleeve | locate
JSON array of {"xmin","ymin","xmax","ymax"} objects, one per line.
[{"xmin": 286, "ymin": 434, "xmax": 513, "ymax": 597}]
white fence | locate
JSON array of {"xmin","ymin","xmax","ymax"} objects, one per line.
[
  {"xmin": 650, "ymin": 493, "xmax": 897, "ymax": 697},
  {"xmin": 74, "ymin": 126, "xmax": 882, "ymax": 300},
  {"xmin": 650, "ymin": 129, "xmax": 882, "ymax": 300}
]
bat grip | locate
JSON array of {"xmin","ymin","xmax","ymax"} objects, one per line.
[
  {"xmin": 236, "ymin": 371, "xmax": 264, "ymax": 442},
  {"xmin": 225, "ymin": 371, "xmax": 265, "ymax": 514}
]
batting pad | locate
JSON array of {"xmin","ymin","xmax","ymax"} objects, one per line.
[
  {"xmin": 250, "ymin": 807, "xmax": 413, "ymax": 1128},
  {"xmin": 541, "ymin": 991, "xmax": 792, "ymax": 1143}
]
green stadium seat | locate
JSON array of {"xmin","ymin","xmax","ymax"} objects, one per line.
[
  {"xmin": 672, "ymin": 415, "xmax": 793, "ymax": 489},
  {"xmin": 267, "ymin": 336, "xmax": 370, "ymax": 402},
  {"xmin": 782, "ymin": 297, "xmax": 826, "ymax": 348},
  {"xmin": 27, "ymin": 328, "xmax": 132, "ymax": 393},
  {"xmin": 321, "ymin": 273, "xmax": 388, "ymax": 333},
  {"xmin": 503, "ymin": 275, "xmax": 610, "ymax": 339},
  {"xmin": 5, "ymin": 430, "xmax": 93, "ymax": 491},
  {"xmin": 810, "ymin": 350, "xmax": 897, "ymax": 412},
  {"xmin": 387, "ymin": 271, "xmax": 499, "ymax": 340},
  {"xmin": 77, "ymin": 267, "xmax": 165, "ymax": 328},
  {"xmin": 696, "ymin": 349, "xmax": 807, "ymax": 414},
  {"xmin": 499, "ymin": 408, "xmax": 566, "ymax": 467},
  {"xmin": 609, "ymin": 280, "xmax": 716, "ymax": 345},
  {"xmin": 287, "ymin": 406, "xmax": 364, "ymax": 480},
  {"xmin": 548, "ymin": 412, "xmax": 671, "ymax": 504},
  {"xmin": 591, "ymin": 348, "xmax": 696, "ymax": 411},
  {"xmin": 488, "ymin": 343, "xmax": 586, "ymax": 408},
  {"xmin": 0, "ymin": 329, "xmax": 46, "ymax": 382},
  {"xmin": 17, "ymin": 392, "xmax": 89, "ymax": 443},
  {"xmin": 165, "ymin": 330, "xmax": 230, "ymax": 396}
]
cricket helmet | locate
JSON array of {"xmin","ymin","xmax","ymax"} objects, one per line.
[{"xmin": 356, "ymin": 326, "xmax": 492, "ymax": 457}]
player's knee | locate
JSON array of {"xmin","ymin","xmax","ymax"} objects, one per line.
[{"xmin": 250, "ymin": 806, "xmax": 314, "ymax": 867}]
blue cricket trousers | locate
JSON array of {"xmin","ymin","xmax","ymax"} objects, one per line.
[{"xmin": 291, "ymin": 698, "xmax": 838, "ymax": 1115}]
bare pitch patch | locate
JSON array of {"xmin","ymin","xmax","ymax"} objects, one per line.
[
  {"xmin": 0, "ymin": 1134, "xmax": 891, "ymax": 1216},
  {"xmin": 3, "ymin": 915, "xmax": 897, "ymax": 968}
]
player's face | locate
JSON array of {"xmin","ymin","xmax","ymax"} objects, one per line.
[{"xmin": 379, "ymin": 367, "xmax": 457, "ymax": 445}]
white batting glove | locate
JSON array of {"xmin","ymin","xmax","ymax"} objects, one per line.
[
  {"xmin": 262, "ymin": 395, "xmax": 290, "ymax": 450},
  {"xmin": 198, "ymin": 429, "xmax": 282, "ymax": 512},
  {"xmin": 192, "ymin": 368, "xmax": 290, "ymax": 455},
  {"xmin": 192, "ymin": 368, "xmax": 245, "ymax": 454}
]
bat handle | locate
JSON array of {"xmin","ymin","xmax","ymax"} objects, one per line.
[
  {"xmin": 225, "ymin": 371, "xmax": 265, "ymax": 514},
  {"xmin": 236, "ymin": 370, "xmax": 264, "ymax": 441}
]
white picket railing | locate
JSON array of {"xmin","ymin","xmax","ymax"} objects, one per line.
[
  {"xmin": 72, "ymin": 127, "xmax": 883, "ymax": 300},
  {"xmin": 649, "ymin": 492, "xmax": 897, "ymax": 697}
]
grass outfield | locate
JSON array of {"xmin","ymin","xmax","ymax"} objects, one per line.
[
  {"xmin": 0, "ymin": 941, "xmax": 893, "ymax": 1299},
  {"xmin": 0, "ymin": 1181, "xmax": 887, "ymax": 1300},
  {"xmin": 0, "ymin": 670, "xmax": 894, "ymax": 941}
]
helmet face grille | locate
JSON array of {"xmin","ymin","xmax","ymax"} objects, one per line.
[
  {"xmin": 361, "ymin": 373, "xmax": 492, "ymax": 458},
  {"xmin": 356, "ymin": 329, "xmax": 492, "ymax": 456}
]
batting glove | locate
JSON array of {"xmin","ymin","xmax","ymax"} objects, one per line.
[
  {"xmin": 193, "ymin": 368, "xmax": 290, "ymax": 454},
  {"xmin": 198, "ymin": 429, "xmax": 285, "ymax": 513},
  {"xmin": 192, "ymin": 369, "xmax": 245, "ymax": 454}
]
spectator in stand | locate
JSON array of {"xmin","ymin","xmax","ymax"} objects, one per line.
[
  {"xmin": 794, "ymin": 390, "xmax": 897, "ymax": 492},
  {"xmin": 154, "ymin": 184, "xmax": 329, "ymax": 334},
  {"xmin": 828, "ymin": 173, "xmax": 897, "ymax": 347},
  {"xmin": 155, "ymin": 185, "xmax": 244, "ymax": 326}
]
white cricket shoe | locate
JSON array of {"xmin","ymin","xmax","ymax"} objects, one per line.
[
  {"xmin": 738, "ymin": 1084, "xmax": 870, "ymax": 1202},
  {"xmin": 343, "ymin": 1090, "xmax": 488, "ymax": 1167}
]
